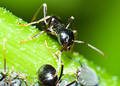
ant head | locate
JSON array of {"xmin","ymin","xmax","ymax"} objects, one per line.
[
  {"xmin": 58, "ymin": 29, "xmax": 74, "ymax": 51},
  {"xmin": 38, "ymin": 64, "xmax": 58, "ymax": 86}
]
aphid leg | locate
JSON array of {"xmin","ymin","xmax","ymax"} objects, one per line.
[
  {"xmin": 0, "ymin": 75, "xmax": 4, "ymax": 81},
  {"xmin": 65, "ymin": 16, "xmax": 74, "ymax": 29},
  {"xmin": 15, "ymin": 71, "xmax": 34, "ymax": 86},
  {"xmin": 78, "ymin": 60, "xmax": 83, "ymax": 67},
  {"xmin": 9, "ymin": 67, "xmax": 14, "ymax": 86},
  {"xmin": 20, "ymin": 30, "xmax": 50, "ymax": 43},
  {"xmin": 73, "ymin": 40, "xmax": 106, "ymax": 57},
  {"xmin": 31, "ymin": 3, "xmax": 47, "ymax": 24},
  {"xmin": 19, "ymin": 16, "xmax": 51, "ymax": 26},
  {"xmin": 3, "ymin": 38, "xmax": 6, "ymax": 75},
  {"xmin": 66, "ymin": 79, "xmax": 77, "ymax": 86}
]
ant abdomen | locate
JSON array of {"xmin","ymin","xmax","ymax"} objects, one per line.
[{"xmin": 38, "ymin": 64, "xmax": 58, "ymax": 86}]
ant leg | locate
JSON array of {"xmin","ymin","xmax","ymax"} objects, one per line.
[
  {"xmin": 65, "ymin": 16, "xmax": 74, "ymax": 29},
  {"xmin": 3, "ymin": 39, "xmax": 6, "ymax": 75},
  {"xmin": 58, "ymin": 63, "xmax": 64, "ymax": 81},
  {"xmin": 9, "ymin": 67, "xmax": 14, "ymax": 86},
  {"xmin": 44, "ymin": 40, "xmax": 64, "ymax": 79},
  {"xmin": 53, "ymin": 50, "xmax": 62, "ymax": 78},
  {"xmin": 31, "ymin": 3, "xmax": 47, "ymax": 24},
  {"xmin": 20, "ymin": 30, "xmax": 50, "ymax": 43},
  {"xmin": 73, "ymin": 40, "xmax": 106, "ymax": 57},
  {"xmin": 71, "ymin": 30, "xmax": 77, "ymax": 52},
  {"xmin": 19, "ymin": 16, "xmax": 51, "ymax": 26},
  {"xmin": 56, "ymin": 63, "xmax": 64, "ymax": 86},
  {"xmin": 66, "ymin": 80, "xmax": 77, "ymax": 86},
  {"xmin": 54, "ymin": 42, "xmax": 69, "ymax": 77},
  {"xmin": 15, "ymin": 71, "xmax": 34, "ymax": 86},
  {"xmin": 44, "ymin": 40, "xmax": 58, "ymax": 59}
]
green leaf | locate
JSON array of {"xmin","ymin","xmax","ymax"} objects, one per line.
[{"xmin": 0, "ymin": 7, "xmax": 119, "ymax": 86}]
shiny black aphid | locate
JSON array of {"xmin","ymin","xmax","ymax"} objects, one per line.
[
  {"xmin": 38, "ymin": 64, "xmax": 58, "ymax": 86},
  {"xmin": 19, "ymin": 3, "xmax": 106, "ymax": 57}
]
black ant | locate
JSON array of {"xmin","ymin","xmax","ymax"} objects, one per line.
[
  {"xmin": 19, "ymin": 3, "xmax": 106, "ymax": 57},
  {"xmin": 19, "ymin": 3, "xmax": 106, "ymax": 77},
  {"xmin": 37, "ymin": 40, "xmax": 64, "ymax": 86},
  {"xmin": 66, "ymin": 61, "xmax": 98, "ymax": 86}
]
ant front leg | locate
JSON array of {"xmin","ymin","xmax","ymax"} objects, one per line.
[
  {"xmin": 31, "ymin": 3, "xmax": 48, "ymax": 24},
  {"xmin": 65, "ymin": 16, "xmax": 74, "ymax": 29}
]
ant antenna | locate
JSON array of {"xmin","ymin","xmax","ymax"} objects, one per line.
[
  {"xmin": 3, "ymin": 38, "xmax": 6, "ymax": 75},
  {"xmin": 15, "ymin": 71, "xmax": 34, "ymax": 86},
  {"xmin": 9, "ymin": 67, "xmax": 14, "ymax": 86},
  {"xmin": 73, "ymin": 40, "xmax": 106, "ymax": 57}
]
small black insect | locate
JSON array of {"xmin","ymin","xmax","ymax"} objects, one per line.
[
  {"xmin": 37, "ymin": 40, "xmax": 64, "ymax": 86},
  {"xmin": 67, "ymin": 61, "xmax": 98, "ymax": 86},
  {"xmin": 19, "ymin": 3, "xmax": 106, "ymax": 78},
  {"xmin": 19, "ymin": 3, "xmax": 106, "ymax": 57}
]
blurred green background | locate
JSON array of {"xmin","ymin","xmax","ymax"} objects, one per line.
[{"xmin": 0, "ymin": 0, "xmax": 120, "ymax": 79}]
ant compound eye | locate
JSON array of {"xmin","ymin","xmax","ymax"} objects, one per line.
[{"xmin": 38, "ymin": 64, "xmax": 58, "ymax": 86}]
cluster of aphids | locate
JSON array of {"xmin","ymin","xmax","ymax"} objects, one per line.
[
  {"xmin": 0, "ymin": 39, "xmax": 34, "ymax": 86},
  {"xmin": 1, "ymin": 3, "xmax": 106, "ymax": 86}
]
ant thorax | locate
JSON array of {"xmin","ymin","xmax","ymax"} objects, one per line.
[
  {"xmin": 77, "ymin": 66, "xmax": 98, "ymax": 86},
  {"xmin": 48, "ymin": 16, "xmax": 65, "ymax": 36}
]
